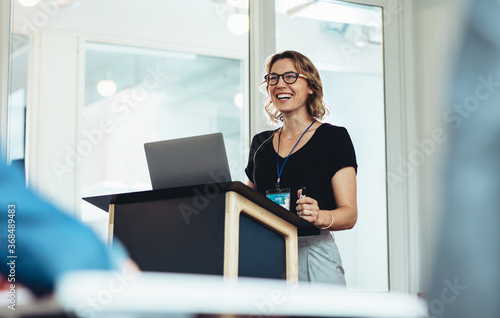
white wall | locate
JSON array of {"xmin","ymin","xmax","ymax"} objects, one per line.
[
  {"xmin": 411, "ymin": 0, "xmax": 467, "ymax": 292},
  {"xmin": 33, "ymin": 32, "xmax": 80, "ymax": 211}
]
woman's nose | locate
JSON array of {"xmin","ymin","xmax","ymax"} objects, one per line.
[{"xmin": 276, "ymin": 76, "xmax": 287, "ymax": 87}]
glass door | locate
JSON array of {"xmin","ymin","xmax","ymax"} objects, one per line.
[{"xmin": 275, "ymin": 0, "xmax": 387, "ymax": 291}]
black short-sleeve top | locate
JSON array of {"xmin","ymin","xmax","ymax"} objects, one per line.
[{"xmin": 245, "ymin": 123, "xmax": 357, "ymax": 213}]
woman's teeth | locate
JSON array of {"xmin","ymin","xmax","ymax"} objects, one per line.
[{"xmin": 277, "ymin": 93, "xmax": 292, "ymax": 100}]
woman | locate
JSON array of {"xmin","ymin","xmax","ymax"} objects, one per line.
[{"xmin": 245, "ymin": 50, "xmax": 357, "ymax": 285}]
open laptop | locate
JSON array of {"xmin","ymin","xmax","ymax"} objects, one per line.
[{"xmin": 144, "ymin": 133, "xmax": 231, "ymax": 189}]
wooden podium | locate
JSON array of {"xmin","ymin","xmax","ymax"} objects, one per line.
[{"xmin": 84, "ymin": 182, "xmax": 319, "ymax": 282}]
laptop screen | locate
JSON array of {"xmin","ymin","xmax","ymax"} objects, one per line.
[{"xmin": 144, "ymin": 133, "xmax": 231, "ymax": 189}]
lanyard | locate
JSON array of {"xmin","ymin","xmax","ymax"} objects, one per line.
[{"xmin": 276, "ymin": 121, "xmax": 315, "ymax": 189}]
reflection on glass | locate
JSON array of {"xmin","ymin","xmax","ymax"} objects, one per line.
[
  {"xmin": 81, "ymin": 43, "xmax": 247, "ymax": 232},
  {"xmin": 275, "ymin": 0, "xmax": 387, "ymax": 291}
]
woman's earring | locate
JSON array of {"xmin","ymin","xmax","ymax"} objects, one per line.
[{"xmin": 309, "ymin": 90, "xmax": 313, "ymax": 94}]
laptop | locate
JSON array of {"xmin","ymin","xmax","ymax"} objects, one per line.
[{"xmin": 144, "ymin": 133, "xmax": 231, "ymax": 189}]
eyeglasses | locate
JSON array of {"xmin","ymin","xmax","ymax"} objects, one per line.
[{"xmin": 264, "ymin": 72, "xmax": 307, "ymax": 86}]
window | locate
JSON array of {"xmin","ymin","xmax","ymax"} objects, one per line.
[{"xmin": 81, "ymin": 43, "xmax": 247, "ymax": 221}]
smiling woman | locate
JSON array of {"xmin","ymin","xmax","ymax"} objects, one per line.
[
  {"xmin": 263, "ymin": 51, "xmax": 327, "ymax": 124},
  {"xmin": 246, "ymin": 50, "xmax": 358, "ymax": 286}
]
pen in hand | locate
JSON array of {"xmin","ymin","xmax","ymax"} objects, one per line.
[
  {"xmin": 300, "ymin": 186, "xmax": 307, "ymax": 199},
  {"xmin": 297, "ymin": 186, "xmax": 307, "ymax": 216}
]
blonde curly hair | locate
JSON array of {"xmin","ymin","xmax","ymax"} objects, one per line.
[{"xmin": 262, "ymin": 50, "xmax": 329, "ymax": 124}]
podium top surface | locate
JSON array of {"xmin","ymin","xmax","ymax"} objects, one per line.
[{"xmin": 84, "ymin": 181, "xmax": 320, "ymax": 236}]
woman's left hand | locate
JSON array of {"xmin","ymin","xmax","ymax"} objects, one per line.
[{"xmin": 296, "ymin": 188, "xmax": 321, "ymax": 225}]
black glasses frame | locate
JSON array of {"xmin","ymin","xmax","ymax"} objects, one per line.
[{"xmin": 264, "ymin": 72, "xmax": 307, "ymax": 86}]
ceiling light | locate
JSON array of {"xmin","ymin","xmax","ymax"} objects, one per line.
[
  {"xmin": 97, "ymin": 80, "xmax": 117, "ymax": 98},
  {"xmin": 51, "ymin": 0, "xmax": 80, "ymax": 9},
  {"xmin": 234, "ymin": 93, "xmax": 244, "ymax": 109},
  {"xmin": 17, "ymin": 0, "xmax": 40, "ymax": 7},
  {"xmin": 226, "ymin": 0, "xmax": 247, "ymax": 8},
  {"xmin": 211, "ymin": 0, "xmax": 248, "ymax": 9},
  {"xmin": 286, "ymin": 1, "xmax": 381, "ymax": 28},
  {"xmin": 355, "ymin": 39, "xmax": 367, "ymax": 47},
  {"xmin": 227, "ymin": 13, "xmax": 249, "ymax": 35}
]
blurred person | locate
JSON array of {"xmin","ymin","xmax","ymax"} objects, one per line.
[
  {"xmin": 245, "ymin": 51, "xmax": 357, "ymax": 285},
  {"xmin": 0, "ymin": 159, "xmax": 133, "ymax": 298},
  {"xmin": 429, "ymin": 0, "xmax": 500, "ymax": 317}
]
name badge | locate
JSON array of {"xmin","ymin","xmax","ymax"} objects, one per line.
[{"xmin": 266, "ymin": 188, "xmax": 291, "ymax": 211}]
